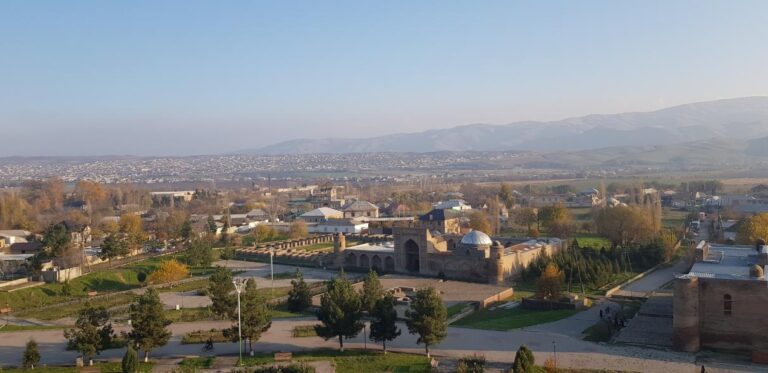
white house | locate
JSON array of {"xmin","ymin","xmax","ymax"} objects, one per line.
[
  {"xmin": 308, "ymin": 219, "xmax": 368, "ymax": 234},
  {"xmin": 433, "ymin": 199, "xmax": 472, "ymax": 211}
]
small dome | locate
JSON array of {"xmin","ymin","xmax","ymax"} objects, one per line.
[
  {"xmin": 750, "ymin": 264, "xmax": 764, "ymax": 278},
  {"xmin": 460, "ymin": 230, "xmax": 493, "ymax": 246}
]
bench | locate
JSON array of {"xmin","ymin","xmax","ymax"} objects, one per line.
[{"xmin": 274, "ymin": 352, "xmax": 293, "ymax": 362}]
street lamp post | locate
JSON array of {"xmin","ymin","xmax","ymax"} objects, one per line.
[
  {"xmin": 552, "ymin": 340, "xmax": 557, "ymax": 369},
  {"xmin": 233, "ymin": 278, "xmax": 247, "ymax": 366},
  {"xmin": 269, "ymin": 246, "xmax": 275, "ymax": 299}
]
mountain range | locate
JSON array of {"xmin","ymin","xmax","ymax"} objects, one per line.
[{"xmin": 242, "ymin": 96, "xmax": 768, "ymax": 155}]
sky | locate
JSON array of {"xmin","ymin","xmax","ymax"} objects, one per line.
[{"xmin": 1, "ymin": 0, "xmax": 767, "ymax": 156}]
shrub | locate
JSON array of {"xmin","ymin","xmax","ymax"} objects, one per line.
[
  {"xmin": 458, "ymin": 353, "xmax": 486, "ymax": 373},
  {"xmin": 122, "ymin": 345, "xmax": 138, "ymax": 373},
  {"xmin": 147, "ymin": 259, "xmax": 189, "ymax": 284}
]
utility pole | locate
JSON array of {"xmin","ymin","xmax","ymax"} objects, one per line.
[{"xmin": 232, "ymin": 278, "xmax": 247, "ymax": 366}]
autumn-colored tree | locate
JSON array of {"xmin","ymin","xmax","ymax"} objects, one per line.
[
  {"xmin": 536, "ymin": 263, "xmax": 562, "ymax": 300},
  {"xmin": 0, "ymin": 192, "xmax": 35, "ymax": 230},
  {"xmin": 253, "ymin": 224, "xmax": 278, "ymax": 243},
  {"xmin": 289, "ymin": 220, "xmax": 308, "ymax": 239},
  {"xmin": 593, "ymin": 205, "xmax": 656, "ymax": 246},
  {"xmin": 514, "ymin": 208, "xmax": 538, "ymax": 233},
  {"xmin": 468, "ymin": 211, "xmax": 491, "ymax": 235},
  {"xmin": 499, "ymin": 183, "xmax": 515, "ymax": 208},
  {"xmin": 738, "ymin": 213, "xmax": 768, "ymax": 245},
  {"xmin": 147, "ymin": 260, "xmax": 189, "ymax": 284},
  {"xmin": 119, "ymin": 214, "xmax": 146, "ymax": 254}
]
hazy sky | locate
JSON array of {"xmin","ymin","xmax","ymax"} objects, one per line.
[{"xmin": 1, "ymin": 1, "xmax": 767, "ymax": 156}]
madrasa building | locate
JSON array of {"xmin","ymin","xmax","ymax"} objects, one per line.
[{"xmin": 330, "ymin": 209, "xmax": 563, "ymax": 284}]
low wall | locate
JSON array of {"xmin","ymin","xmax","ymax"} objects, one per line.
[
  {"xmin": 0, "ymin": 278, "xmax": 28, "ymax": 289},
  {"xmin": 479, "ymin": 288, "xmax": 515, "ymax": 309}
]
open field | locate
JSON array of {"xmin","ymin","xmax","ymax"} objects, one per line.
[{"xmin": 453, "ymin": 305, "xmax": 580, "ymax": 331}]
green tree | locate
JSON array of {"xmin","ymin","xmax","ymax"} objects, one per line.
[
  {"xmin": 360, "ymin": 269, "xmax": 384, "ymax": 313},
  {"xmin": 287, "ymin": 269, "xmax": 312, "ymax": 312},
  {"xmin": 186, "ymin": 236, "xmax": 213, "ymax": 267},
  {"xmin": 208, "ymin": 267, "xmax": 236, "ymax": 318},
  {"xmin": 498, "ymin": 183, "xmax": 515, "ymax": 208},
  {"xmin": 121, "ymin": 345, "xmax": 139, "ymax": 373},
  {"xmin": 405, "ymin": 287, "xmax": 447, "ymax": 358},
  {"xmin": 127, "ymin": 288, "xmax": 171, "ymax": 362},
  {"xmin": 206, "ymin": 215, "xmax": 217, "ymax": 233},
  {"xmin": 512, "ymin": 345, "xmax": 535, "ymax": 373},
  {"xmin": 100, "ymin": 233, "xmax": 130, "ymax": 260},
  {"xmin": 179, "ymin": 219, "xmax": 193, "ymax": 241},
  {"xmin": 42, "ymin": 222, "xmax": 70, "ymax": 256},
  {"xmin": 314, "ymin": 272, "xmax": 363, "ymax": 351},
  {"xmin": 369, "ymin": 293, "xmax": 401, "ymax": 354},
  {"xmin": 538, "ymin": 204, "xmax": 569, "ymax": 229},
  {"xmin": 23, "ymin": 339, "xmax": 40, "ymax": 369},
  {"xmin": 225, "ymin": 279, "xmax": 272, "ymax": 354},
  {"xmin": 64, "ymin": 302, "xmax": 114, "ymax": 365}
]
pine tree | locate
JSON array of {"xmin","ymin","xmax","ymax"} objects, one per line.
[
  {"xmin": 23, "ymin": 339, "xmax": 40, "ymax": 369},
  {"xmin": 128, "ymin": 288, "xmax": 171, "ymax": 362},
  {"xmin": 121, "ymin": 345, "xmax": 139, "ymax": 373},
  {"xmin": 287, "ymin": 269, "xmax": 312, "ymax": 312},
  {"xmin": 360, "ymin": 269, "xmax": 383, "ymax": 313},
  {"xmin": 226, "ymin": 279, "xmax": 272, "ymax": 355},
  {"xmin": 206, "ymin": 215, "xmax": 217, "ymax": 233},
  {"xmin": 186, "ymin": 236, "xmax": 213, "ymax": 267},
  {"xmin": 405, "ymin": 287, "xmax": 447, "ymax": 358},
  {"xmin": 369, "ymin": 293, "xmax": 401, "ymax": 354},
  {"xmin": 64, "ymin": 302, "xmax": 114, "ymax": 366},
  {"xmin": 208, "ymin": 267, "xmax": 236, "ymax": 318},
  {"xmin": 314, "ymin": 272, "xmax": 363, "ymax": 351},
  {"xmin": 512, "ymin": 345, "xmax": 535, "ymax": 373}
]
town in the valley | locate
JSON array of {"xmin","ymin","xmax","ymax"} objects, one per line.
[{"xmin": 1, "ymin": 175, "xmax": 767, "ymax": 372}]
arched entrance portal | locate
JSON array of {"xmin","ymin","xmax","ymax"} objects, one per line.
[
  {"xmin": 404, "ymin": 239, "xmax": 420, "ymax": 273},
  {"xmin": 384, "ymin": 256, "xmax": 395, "ymax": 272}
]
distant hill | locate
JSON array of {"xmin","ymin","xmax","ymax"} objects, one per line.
[{"xmin": 241, "ymin": 96, "xmax": 768, "ymax": 154}]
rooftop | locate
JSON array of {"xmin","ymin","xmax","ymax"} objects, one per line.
[
  {"xmin": 345, "ymin": 242, "xmax": 395, "ymax": 253},
  {"xmin": 688, "ymin": 244, "xmax": 764, "ymax": 280}
]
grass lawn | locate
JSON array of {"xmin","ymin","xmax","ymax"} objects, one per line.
[
  {"xmin": 181, "ymin": 329, "xmax": 231, "ymax": 344},
  {"xmin": 0, "ymin": 362, "xmax": 154, "ymax": 373},
  {"xmin": 446, "ymin": 302, "xmax": 472, "ymax": 318},
  {"xmin": 166, "ymin": 307, "xmax": 216, "ymax": 322},
  {"xmin": 573, "ymin": 234, "xmax": 612, "ymax": 249},
  {"xmin": 179, "ymin": 356, "xmax": 215, "ymax": 369},
  {"xmin": 0, "ymin": 251, "xmax": 217, "ymax": 316},
  {"xmin": 0, "ymin": 324, "xmax": 67, "ymax": 332},
  {"xmin": 242, "ymin": 350, "xmax": 431, "ymax": 373},
  {"xmin": 453, "ymin": 306, "xmax": 580, "ymax": 331},
  {"xmin": 265, "ymin": 271, "xmax": 298, "ymax": 280},
  {"xmin": 157, "ymin": 278, "xmax": 209, "ymax": 293},
  {"xmin": 15, "ymin": 293, "xmax": 136, "ymax": 320},
  {"xmin": 292, "ymin": 325, "xmax": 318, "ymax": 337},
  {"xmin": 297, "ymin": 243, "xmax": 335, "ymax": 252}
]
